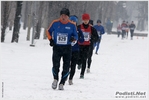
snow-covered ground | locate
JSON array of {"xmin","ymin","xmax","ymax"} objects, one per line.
[{"xmin": 0, "ymin": 27, "xmax": 148, "ymax": 100}]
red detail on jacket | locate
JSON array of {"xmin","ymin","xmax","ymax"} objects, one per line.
[{"xmin": 78, "ymin": 24, "xmax": 91, "ymax": 45}]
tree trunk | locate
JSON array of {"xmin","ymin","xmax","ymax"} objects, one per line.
[
  {"xmin": 34, "ymin": 1, "xmax": 44, "ymax": 39},
  {"xmin": 35, "ymin": 21, "xmax": 41, "ymax": 39},
  {"xmin": 26, "ymin": 14, "xmax": 32, "ymax": 41},
  {"xmin": 43, "ymin": 2, "xmax": 53, "ymax": 40},
  {"xmin": 140, "ymin": 19, "xmax": 145, "ymax": 31},
  {"xmin": 98, "ymin": 2, "xmax": 102, "ymax": 21},
  {"xmin": 43, "ymin": 2, "xmax": 49, "ymax": 39},
  {"xmin": 23, "ymin": 1, "xmax": 28, "ymax": 30},
  {"xmin": 102, "ymin": 1, "xmax": 107, "ymax": 26},
  {"xmin": 11, "ymin": 1, "xmax": 23, "ymax": 43},
  {"xmin": 8, "ymin": 2, "xmax": 16, "ymax": 31},
  {"xmin": 137, "ymin": 20, "xmax": 141, "ymax": 30},
  {"xmin": 1, "ymin": 2, "xmax": 9, "ymax": 42},
  {"xmin": 26, "ymin": 2, "xmax": 32, "ymax": 41}
]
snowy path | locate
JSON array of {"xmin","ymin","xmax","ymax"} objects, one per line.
[{"xmin": 0, "ymin": 29, "xmax": 148, "ymax": 100}]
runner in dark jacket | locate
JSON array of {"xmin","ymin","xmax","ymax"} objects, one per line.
[
  {"xmin": 129, "ymin": 21, "xmax": 136, "ymax": 40},
  {"xmin": 86, "ymin": 19, "xmax": 96, "ymax": 73}
]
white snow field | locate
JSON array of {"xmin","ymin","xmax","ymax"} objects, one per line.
[{"xmin": 0, "ymin": 27, "xmax": 148, "ymax": 100}]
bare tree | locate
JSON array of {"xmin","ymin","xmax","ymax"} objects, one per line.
[
  {"xmin": 11, "ymin": 1, "xmax": 23, "ymax": 43},
  {"xmin": 26, "ymin": 1, "xmax": 33, "ymax": 41},
  {"xmin": 1, "ymin": 1, "xmax": 10, "ymax": 42},
  {"xmin": 7, "ymin": 2, "xmax": 16, "ymax": 30},
  {"xmin": 136, "ymin": 1, "xmax": 148, "ymax": 31},
  {"xmin": 41, "ymin": 2, "xmax": 50, "ymax": 39},
  {"xmin": 2, "ymin": 1, "xmax": 148, "ymax": 43},
  {"xmin": 23, "ymin": 1, "xmax": 29, "ymax": 30},
  {"xmin": 101, "ymin": 1, "xmax": 108, "ymax": 26},
  {"xmin": 34, "ymin": 1, "xmax": 44, "ymax": 39}
]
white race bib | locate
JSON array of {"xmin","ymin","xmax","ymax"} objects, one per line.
[
  {"xmin": 130, "ymin": 28, "xmax": 134, "ymax": 30},
  {"xmin": 57, "ymin": 33, "xmax": 68, "ymax": 44},
  {"xmin": 97, "ymin": 31, "xmax": 101, "ymax": 37},
  {"xmin": 117, "ymin": 29, "xmax": 121, "ymax": 32},
  {"xmin": 83, "ymin": 32, "xmax": 90, "ymax": 41},
  {"xmin": 122, "ymin": 27, "xmax": 125, "ymax": 30}
]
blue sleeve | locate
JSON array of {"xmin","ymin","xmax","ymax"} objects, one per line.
[
  {"xmin": 78, "ymin": 28, "xmax": 84, "ymax": 43},
  {"xmin": 72, "ymin": 25, "xmax": 78, "ymax": 41},
  {"xmin": 48, "ymin": 23, "xmax": 54, "ymax": 38},
  {"xmin": 93, "ymin": 25, "xmax": 96, "ymax": 29},
  {"xmin": 101, "ymin": 26, "xmax": 105, "ymax": 34}
]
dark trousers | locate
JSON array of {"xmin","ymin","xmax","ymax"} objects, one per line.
[
  {"xmin": 69, "ymin": 51, "xmax": 79, "ymax": 80},
  {"xmin": 87, "ymin": 44, "xmax": 94, "ymax": 69},
  {"xmin": 126, "ymin": 31, "xmax": 128, "ymax": 38},
  {"xmin": 107, "ymin": 28, "xmax": 111, "ymax": 34},
  {"xmin": 94, "ymin": 38, "xmax": 101, "ymax": 54},
  {"xmin": 52, "ymin": 45, "xmax": 71, "ymax": 85},
  {"xmin": 78, "ymin": 45, "xmax": 90, "ymax": 76},
  {"xmin": 122, "ymin": 30, "xmax": 126, "ymax": 39},
  {"xmin": 130, "ymin": 30, "xmax": 134, "ymax": 38},
  {"xmin": 117, "ymin": 32, "xmax": 121, "ymax": 37}
]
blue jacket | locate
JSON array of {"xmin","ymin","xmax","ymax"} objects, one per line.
[
  {"xmin": 106, "ymin": 20, "xmax": 111, "ymax": 29},
  {"xmin": 93, "ymin": 25, "xmax": 105, "ymax": 39},
  {"xmin": 47, "ymin": 19, "xmax": 78, "ymax": 46},
  {"xmin": 72, "ymin": 28, "xmax": 84, "ymax": 51}
]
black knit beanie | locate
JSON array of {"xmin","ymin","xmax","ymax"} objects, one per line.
[{"xmin": 60, "ymin": 8, "xmax": 70, "ymax": 16}]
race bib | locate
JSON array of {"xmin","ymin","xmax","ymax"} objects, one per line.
[
  {"xmin": 97, "ymin": 31, "xmax": 101, "ymax": 37},
  {"xmin": 122, "ymin": 27, "xmax": 125, "ymax": 30},
  {"xmin": 117, "ymin": 29, "xmax": 121, "ymax": 32},
  {"xmin": 83, "ymin": 32, "xmax": 90, "ymax": 41},
  {"xmin": 130, "ymin": 28, "xmax": 134, "ymax": 30},
  {"xmin": 57, "ymin": 33, "xmax": 68, "ymax": 44}
]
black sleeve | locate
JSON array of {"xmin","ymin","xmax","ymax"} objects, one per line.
[
  {"xmin": 91, "ymin": 27, "xmax": 99, "ymax": 43},
  {"xmin": 77, "ymin": 25, "xmax": 81, "ymax": 29}
]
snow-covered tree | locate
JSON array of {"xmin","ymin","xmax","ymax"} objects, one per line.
[
  {"xmin": 11, "ymin": 1, "xmax": 23, "ymax": 43},
  {"xmin": 1, "ymin": 1, "xmax": 10, "ymax": 42}
]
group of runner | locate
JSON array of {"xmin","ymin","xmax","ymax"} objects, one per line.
[
  {"xmin": 117, "ymin": 20, "xmax": 136, "ymax": 40},
  {"xmin": 46, "ymin": 8, "xmax": 105, "ymax": 90}
]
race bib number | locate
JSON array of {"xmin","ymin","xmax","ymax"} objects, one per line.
[
  {"xmin": 83, "ymin": 32, "xmax": 90, "ymax": 41},
  {"xmin": 97, "ymin": 31, "xmax": 101, "ymax": 37},
  {"xmin": 130, "ymin": 28, "xmax": 134, "ymax": 30},
  {"xmin": 57, "ymin": 33, "xmax": 68, "ymax": 44}
]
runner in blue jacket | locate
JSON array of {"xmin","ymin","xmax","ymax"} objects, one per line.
[
  {"xmin": 46, "ymin": 8, "xmax": 78, "ymax": 90},
  {"xmin": 68, "ymin": 15, "xmax": 84, "ymax": 85},
  {"xmin": 94, "ymin": 20, "xmax": 105, "ymax": 54}
]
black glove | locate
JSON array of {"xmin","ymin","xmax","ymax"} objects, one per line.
[
  {"xmin": 70, "ymin": 36, "xmax": 75, "ymax": 42},
  {"xmin": 49, "ymin": 39, "xmax": 54, "ymax": 46}
]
